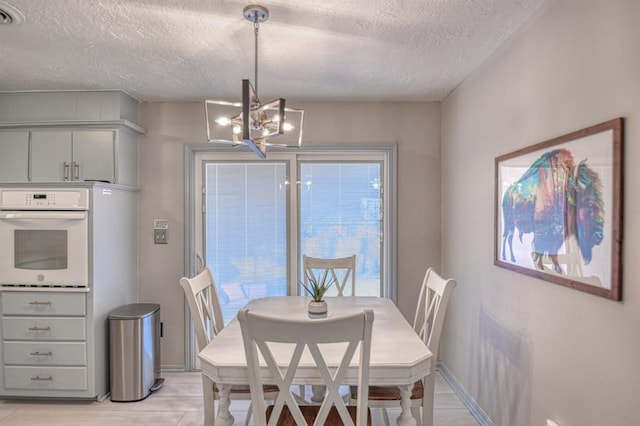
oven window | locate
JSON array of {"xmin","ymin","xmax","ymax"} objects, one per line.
[{"xmin": 14, "ymin": 230, "xmax": 68, "ymax": 270}]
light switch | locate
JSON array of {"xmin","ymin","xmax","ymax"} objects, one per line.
[
  {"xmin": 153, "ymin": 218, "xmax": 169, "ymax": 244},
  {"xmin": 154, "ymin": 219, "xmax": 169, "ymax": 230}
]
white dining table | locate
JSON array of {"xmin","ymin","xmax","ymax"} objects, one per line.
[{"xmin": 198, "ymin": 296, "xmax": 432, "ymax": 426}]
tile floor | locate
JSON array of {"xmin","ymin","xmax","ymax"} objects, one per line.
[{"xmin": 0, "ymin": 371, "xmax": 479, "ymax": 425}]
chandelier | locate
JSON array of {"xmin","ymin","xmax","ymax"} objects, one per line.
[{"xmin": 205, "ymin": 4, "xmax": 304, "ymax": 159}]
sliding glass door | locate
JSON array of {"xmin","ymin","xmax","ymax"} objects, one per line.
[
  {"xmin": 203, "ymin": 161, "xmax": 288, "ymax": 323},
  {"xmin": 298, "ymin": 161, "xmax": 382, "ymax": 296},
  {"xmin": 190, "ymin": 148, "xmax": 393, "ymax": 341}
]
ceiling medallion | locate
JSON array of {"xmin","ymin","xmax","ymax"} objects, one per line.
[{"xmin": 0, "ymin": 2, "xmax": 25, "ymax": 25}]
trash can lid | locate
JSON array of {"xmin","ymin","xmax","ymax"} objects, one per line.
[{"xmin": 109, "ymin": 303, "xmax": 160, "ymax": 319}]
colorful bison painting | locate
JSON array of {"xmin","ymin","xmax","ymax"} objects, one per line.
[
  {"xmin": 500, "ymin": 148, "xmax": 605, "ymax": 277},
  {"xmin": 495, "ymin": 118, "xmax": 623, "ymax": 300}
]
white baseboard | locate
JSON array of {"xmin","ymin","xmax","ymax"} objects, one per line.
[
  {"xmin": 160, "ymin": 364, "xmax": 188, "ymax": 372},
  {"xmin": 437, "ymin": 362, "xmax": 494, "ymax": 426}
]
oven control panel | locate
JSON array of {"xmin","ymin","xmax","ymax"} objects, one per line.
[{"xmin": 0, "ymin": 189, "xmax": 89, "ymax": 210}]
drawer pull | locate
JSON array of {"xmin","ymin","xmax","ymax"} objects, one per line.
[
  {"xmin": 30, "ymin": 351, "xmax": 53, "ymax": 356},
  {"xmin": 30, "ymin": 376, "xmax": 53, "ymax": 381},
  {"xmin": 28, "ymin": 301, "xmax": 52, "ymax": 306},
  {"xmin": 28, "ymin": 326, "xmax": 51, "ymax": 331}
]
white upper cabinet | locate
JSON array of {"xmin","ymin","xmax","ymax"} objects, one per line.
[
  {"xmin": 0, "ymin": 91, "xmax": 144, "ymax": 187},
  {"xmin": 0, "ymin": 131, "xmax": 29, "ymax": 182},
  {"xmin": 30, "ymin": 130, "xmax": 116, "ymax": 183},
  {"xmin": 73, "ymin": 131, "xmax": 116, "ymax": 182},
  {"xmin": 30, "ymin": 130, "xmax": 74, "ymax": 181}
]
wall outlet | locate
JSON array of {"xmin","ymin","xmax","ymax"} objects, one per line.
[
  {"xmin": 154, "ymin": 229, "xmax": 168, "ymax": 244},
  {"xmin": 546, "ymin": 420, "xmax": 560, "ymax": 426}
]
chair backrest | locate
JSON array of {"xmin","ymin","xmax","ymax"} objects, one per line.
[
  {"xmin": 239, "ymin": 308, "xmax": 374, "ymax": 426},
  {"xmin": 412, "ymin": 268, "xmax": 456, "ymax": 368},
  {"xmin": 179, "ymin": 267, "xmax": 225, "ymax": 351},
  {"xmin": 303, "ymin": 255, "xmax": 356, "ymax": 297}
]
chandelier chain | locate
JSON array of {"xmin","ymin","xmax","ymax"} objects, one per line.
[{"xmin": 253, "ymin": 16, "xmax": 259, "ymax": 98}]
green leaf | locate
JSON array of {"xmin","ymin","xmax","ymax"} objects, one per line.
[{"xmin": 300, "ymin": 269, "xmax": 336, "ymax": 302}]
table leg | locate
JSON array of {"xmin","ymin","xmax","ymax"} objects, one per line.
[
  {"xmin": 396, "ymin": 384, "xmax": 417, "ymax": 426},
  {"xmin": 311, "ymin": 385, "xmax": 326, "ymax": 404},
  {"xmin": 216, "ymin": 383, "xmax": 235, "ymax": 426}
]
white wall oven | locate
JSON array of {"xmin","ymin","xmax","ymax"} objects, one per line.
[{"xmin": 0, "ymin": 188, "xmax": 89, "ymax": 287}]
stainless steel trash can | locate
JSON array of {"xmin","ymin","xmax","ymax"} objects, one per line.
[{"xmin": 109, "ymin": 303, "xmax": 164, "ymax": 402}]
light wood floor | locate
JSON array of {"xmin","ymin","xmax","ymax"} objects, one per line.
[{"xmin": 0, "ymin": 371, "xmax": 479, "ymax": 425}]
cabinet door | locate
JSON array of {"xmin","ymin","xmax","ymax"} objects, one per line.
[
  {"xmin": 0, "ymin": 131, "xmax": 29, "ymax": 182},
  {"xmin": 72, "ymin": 131, "xmax": 115, "ymax": 182},
  {"xmin": 30, "ymin": 131, "xmax": 72, "ymax": 182}
]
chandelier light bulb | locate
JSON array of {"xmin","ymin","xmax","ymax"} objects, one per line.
[{"xmin": 215, "ymin": 117, "xmax": 232, "ymax": 126}]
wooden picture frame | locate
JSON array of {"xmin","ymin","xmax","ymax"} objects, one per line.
[{"xmin": 494, "ymin": 118, "xmax": 623, "ymax": 300}]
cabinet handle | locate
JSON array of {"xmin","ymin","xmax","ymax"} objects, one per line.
[
  {"xmin": 28, "ymin": 326, "xmax": 51, "ymax": 331},
  {"xmin": 28, "ymin": 301, "xmax": 52, "ymax": 306},
  {"xmin": 30, "ymin": 351, "xmax": 53, "ymax": 356},
  {"xmin": 74, "ymin": 161, "xmax": 80, "ymax": 181},
  {"xmin": 63, "ymin": 162, "xmax": 70, "ymax": 181},
  {"xmin": 30, "ymin": 376, "xmax": 53, "ymax": 381}
]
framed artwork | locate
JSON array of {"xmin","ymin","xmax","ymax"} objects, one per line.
[{"xmin": 494, "ymin": 118, "xmax": 623, "ymax": 300}]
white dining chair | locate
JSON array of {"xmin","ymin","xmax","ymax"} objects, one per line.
[
  {"xmin": 301, "ymin": 254, "xmax": 358, "ymax": 402},
  {"xmin": 303, "ymin": 255, "xmax": 356, "ymax": 296},
  {"xmin": 349, "ymin": 267, "xmax": 456, "ymax": 426},
  {"xmin": 238, "ymin": 307, "xmax": 375, "ymax": 426},
  {"xmin": 179, "ymin": 267, "xmax": 278, "ymax": 425}
]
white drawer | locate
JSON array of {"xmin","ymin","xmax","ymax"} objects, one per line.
[
  {"xmin": 2, "ymin": 317, "xmax": 86, "ymax": 341},
  {"xmin": 4, "ymin": 366, "xmax": 87, "ymax": 391},
  {"xmin": 1, "ymin": 292, "xmax": 85, "ymax": 316},
  {"xmin": 4, "ymin": 341, "xmax": 87, "ymax": 366}
]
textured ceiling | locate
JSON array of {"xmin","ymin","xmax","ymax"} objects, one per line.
[{"xmin": 0, "ymin": 0, "xmax": 547, "ymax": 102}]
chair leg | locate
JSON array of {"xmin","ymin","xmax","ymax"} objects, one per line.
[
  {"xmin": 298, "ymin": 384, "xmax": 306, "ymax": 401},
  {"xmin": 411, "ymin": 407, "xmax": 422, "ymax": 426},
  {"xmin": 244, "ymin": 402, "xmax": 253, "ymax": 425},
  {"xmin": 382, "ymin": 407, "xmax": 391, "ymax": 426},
  {"xmin": 202, "ymin": 375, "xmax": 215, "ymax": 426},
  {"xmin": 422, "ymin": 375, "xmax": 436, "ymax": 426}
]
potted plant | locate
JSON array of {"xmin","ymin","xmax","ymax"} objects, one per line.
[{"xmin": 301, "ymin": 270, "xmax": 335, "ymax": 318}]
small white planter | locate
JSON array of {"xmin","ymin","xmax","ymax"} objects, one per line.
[{"xmin": 308, "ymin": 300, "xmax": 328, "ymax": 318}]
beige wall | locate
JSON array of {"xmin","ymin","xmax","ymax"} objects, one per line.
[
  {"xmin": 137, "ymin": 101, "xmax": 441, "ymax": 368},
  {"xmin": 440, "ymin": 1, "xmax": 640, "ymax": 425}
]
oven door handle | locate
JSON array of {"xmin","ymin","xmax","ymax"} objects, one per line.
[{"xmin": 0, "ymin": 212, "xmax": 86, "ymax": 220}]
